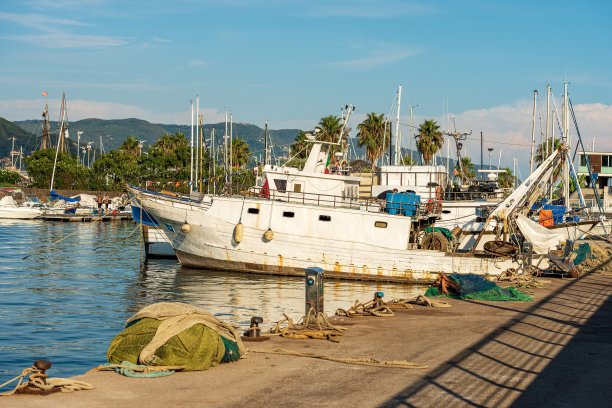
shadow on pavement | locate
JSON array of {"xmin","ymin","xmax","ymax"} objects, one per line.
[{"xmin": 379, "ymin": 272, "xmax": 612, "ymax": 408}]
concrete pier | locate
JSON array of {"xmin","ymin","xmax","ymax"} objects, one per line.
[{"xmin": 3, "ymin": 271, "xmax": 612, "ymax": 407}]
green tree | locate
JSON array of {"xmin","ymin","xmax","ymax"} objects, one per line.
[
  {"xmin": 535, "ymin": 138, "xmax": 562, "ymax": 165},
  {"xmin": 316, "ymin": 115, "xmax": 343, "ymax": 144},
  {"xmin": 497, "ymin": 167, "xmax": 515, "ymax": 189},
  {"xmin": 0, "ymin": 170, "xmax": 21, "ymax": 185},
  {"xmin": 142, "ymin": 132, "xmax": 190, "ymax": 185},
  {"xmin": 231, "ymin": 138, "xmax": 251, "ymax": 168},
  {"xmin": 401, "ymin": 156, "xmax": 415, "ymax": 165},
  {"xmin": 120, "ymin": 135, "xmax": 141, "ymax": 157},
  {"xmin": 24, "ymin": 148, "xmax": 78, "ymax": 189},
  {"xmin": 93, "ymin": 150, "xmax": 141, "ymax": 190},
  {"xmin": 415, "ymin": 119, "xmax": 443, "ymax": 165},
  {"xmin": 290, "ymin": 130, "xmax": 313, "ymax": 159},
  {"xmin": 455, "ymin": 157, "xmax": 476, "ymax": 182},
  {"xmin": 357, "ymin": 112, "xmax": 391, "ymax": 171}
]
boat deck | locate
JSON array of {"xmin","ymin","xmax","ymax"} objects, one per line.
[{"xmin": 39, "ymin": 214, "xmax": 132, "ymax": 222}]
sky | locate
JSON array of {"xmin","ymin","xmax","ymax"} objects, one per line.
[{"xmin": 1, "ymin": 0, "xmax": 611, "ymax": 174}]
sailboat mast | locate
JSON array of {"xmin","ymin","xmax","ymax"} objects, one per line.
[
  {"xmin": 394, "ymin": 85, "xmax": 402, "ymax": 165},
  {"xmin": 190, "ymin": 100, "xmax": 194, "ymax": 190},
  {"xmin": 230, "ymin": 114, "xmax": 233, "ymax": 186},
  {"xmin": 529, "ymin": 89, "xmax": 538, "ymax": 175},
  {"xmin": 195, "ymin": 95, "xmax": 200, "ymax": 191},
  {"xmin": 563, "ymin": 82, "xmax": 570, "ymax": 206},
  {"xmin": 212, "ymin": 128, "xmax": 216, "ymax": 195},
  {"xmin": 545, "ymin": 85, "xmax": 551, "ymax": 158},
  {"xmin": 224, "ymin": 112, "xmax": 228, "ymax": 179},
  {"xmin": 199, "ymin": 114, "xmax": 204, "ymax": 193},
  {"xmin": 264, "ymin": 120, "xmax": 268, "ymax": 167}
]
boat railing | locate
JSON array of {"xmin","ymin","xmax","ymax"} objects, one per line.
[
  {"xmin": 444, "ymin": 190, "xmax": 505, "ymax": 201},
  {"xmin": 242, "ymin": 186, "xmax": 440, "ymax": 218}
]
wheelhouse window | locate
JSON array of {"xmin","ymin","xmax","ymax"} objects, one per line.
[{"xmin": 274, "ymin": 179, "xmax": 287, "ymax": 192}]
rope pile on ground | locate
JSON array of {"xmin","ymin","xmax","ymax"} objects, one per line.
[
  {"xmin": 581, "ymin": 243, "xmax": 612, "ymax": 273},
  {"xmin": 0, "ymin": 366, "xmax": 94, "ymax": 396},
  {"xmin": 269, "ymin": 309, "xmax": 346, "ymax": 342},
  {"xmin": 249, "ymin": 348, "xmax": 428, "ymax": 369},
  {"xmin": 498, "ymin": 268, "xmax": 549, "ymax": 288},
  {"xmin": 386, "ymin": 295, "xmax": 451, "ymax": 309},
  {"xmin": 335, "ymin": 297, "xmax": 395, "ymax": 317}
]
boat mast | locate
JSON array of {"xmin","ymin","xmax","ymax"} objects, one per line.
[
  {"xmin": 545, "ymin": 85, "xmax": 550, "ymax": 157},
  {"xmin": 190, "ymin": 99, "xmax": 194, "ymax": 190},
  {"xmin": 563, "ymin": 82, "xmax": 570, "ymax": 206},
  {"xmin": 264, "ymin": 120, "xmax": 269, "ymax": 167},
  {"xmin": 40, "ymin": 102, "xmax": 50, "ymax": 150},
  {"xmin": 195, "ymin": 95, "xmax": 200, "ymax": 191},
  {"xmin": 199, "ymin": 114, "xmax": 204, "ymax": 193},
  {"xmin": 230, "ymin": 113, "xmax": 233, "ymax": 186},
  {"xmin": 224, "ymin": 111, "xmax": 228, "ymax": 180},
  {"xmin": 49, "ymin": 93, "xmax": 66, "ymax": 191},
  {"xmin": 529, "ymin": 89, "xmax": 538, "ymax": 175},
  {"xmin": 394, "ymin": 85, "xmax": 402, "ymax": 165},
  {"xmin": 211, "ymin": 128, "xmax": 216, "ymax": 195}
]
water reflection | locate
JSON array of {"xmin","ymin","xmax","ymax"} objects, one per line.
[
  {"xmin": 0, "ymin": 220, "xmax": 427, "ymax": 385},
  {"xmin": 135, "ymin": 260, "xmax": 427, "ymax": 327}
]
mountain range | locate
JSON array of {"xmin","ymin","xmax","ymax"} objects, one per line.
[{"xmin": 11, "ymin": 117, "xmax": 301, "ymax": 161}]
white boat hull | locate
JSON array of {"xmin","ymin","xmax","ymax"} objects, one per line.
[
  {"xmin": 0, "ymin": 207, "xmax": 42, "ymax": 219},
  {"xmin": 133, "ymin": 188, "xmax": 522, "ymax": 283}
]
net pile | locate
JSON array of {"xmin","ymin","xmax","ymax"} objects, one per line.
[
  {"xmin": 579, "ymin": 243, "xmax": 612, "ymax": 272},
  {"xmin": 425, "ymin": 273, "xmax": 533, "ymax": 301}
]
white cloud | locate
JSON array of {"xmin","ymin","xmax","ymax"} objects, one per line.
[
  {"xmin": 189, "ymin": 60, "xmax": 209, "ymax": 67},
  {"xmin": 153, "ymin": 37, "xmax": 171, "ymax": 43},
  {"xmin": 0, "ymin": 11, "xmax": 87, "ymax": 30},
  {"xmin": 324, "ymin": 49, "xmax": 420, "ymax": 70},
  {"xmin": 0, "ymin": 33, "xmax": 127, "ymax": 48},
  {"xmin": 0, "ymin": 98, "xmax": 226, "ymax": 125}
]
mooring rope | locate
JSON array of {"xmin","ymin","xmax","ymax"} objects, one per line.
[{"xmin": 249, "ymin": 348, "xmax": 428, "ymax": 369}]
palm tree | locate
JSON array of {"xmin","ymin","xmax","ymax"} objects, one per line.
[
  {"xmin": 357, "ymin": 112, "xmax": 391, "ymax": 171},
  {"xmin": 415, "ymin": 119, "xmax": 443, "ymax": 165},
  {"xmin": 290, "ymin": 130, "xmax": 312, "ymax": 159},
  {"xmin": 119, "ymin": 135, "xmax": 140, "ymax": 157},
  {"xmin": 535, "ymin": 138, "xmax": 562, "ymax": 165},
  {"xmin": 316, "ymin": 115, "xmax": 343, "ymax": 143},
  {"xmin": 231, "ymin": 138, "xmax": 250, "ymax": 168},
  {"xmin": 455, "ymin": 157, "xmax": 476, "ymax": 182},
  {"xmin": 497, "ymin": 167, "xmax": 515, "ymax": 189}
]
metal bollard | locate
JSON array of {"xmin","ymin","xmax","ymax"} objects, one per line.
[
  {"xmin": 373, "ymin": 291, "xmax": 384, "ymax": 308},
  {"xmin": 305, "ymin": 267, "xmax": 324, "ymax": 316},
  {"xmin": 522, "ymin": 241, "xmax": 533, "ymax": 270}
]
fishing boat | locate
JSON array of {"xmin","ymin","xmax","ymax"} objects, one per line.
[{"xmin": 127, "ymin": 107, "xmax": 588, "ymax": 283}]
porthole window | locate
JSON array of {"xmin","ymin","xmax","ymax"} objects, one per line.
[
  {"xmin": 283, "ymin": 211, "xmax": 295, "ymax": 218},
  {"xmin": 247, "ymin": 208, "xmax": 260, "ymax": 214},
  {"xmin": 319, "ymin": 215, "xmax": 331, "ymax": 222},
  {"xmin": 374, "ymin": 221, "xmax": 387, "ymax": 228}
]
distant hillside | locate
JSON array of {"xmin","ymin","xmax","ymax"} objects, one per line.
[
  {"xmin": 15, "ymin": 118, "xmax": 300, "ymax": 160},
  {"xmin": 0, "ymin": 117, "xmax": 38, "ymax": 160}
]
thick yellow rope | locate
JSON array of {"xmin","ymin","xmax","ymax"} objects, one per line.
[{"xmin": 249, "ymin": 348, "xmax": 428, "ymax": 369}]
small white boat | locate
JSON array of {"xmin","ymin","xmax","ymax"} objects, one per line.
[{"xmin": 0, "ymin": 196, "xmax": 42, "ymax": 219}]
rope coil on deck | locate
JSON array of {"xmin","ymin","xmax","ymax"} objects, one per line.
[
  {"xmin": 0, "ymin": 366, "xmax": 94, "ymax": 396},
  {"xmin": 269, "ymin": 309, "xmax": 346, "ymax": 342}
]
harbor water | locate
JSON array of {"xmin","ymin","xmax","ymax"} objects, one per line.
[{"xmin": 0, "ymin": 219, "xmax": 426, "ymax": 385}]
